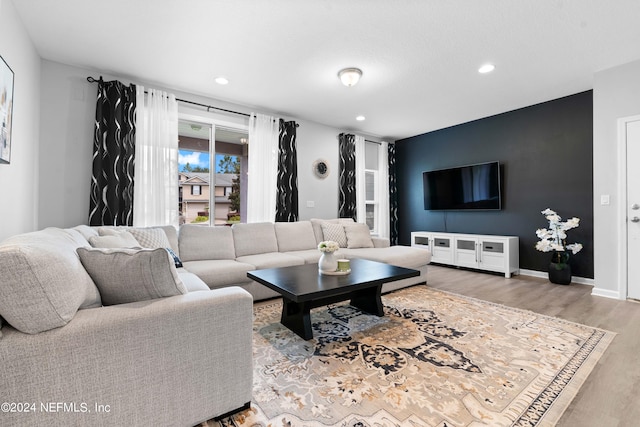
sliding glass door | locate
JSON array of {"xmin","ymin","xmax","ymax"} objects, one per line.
[{"xmin": 178, "ymin": 119, "xmax": 248, "ymax": 226}]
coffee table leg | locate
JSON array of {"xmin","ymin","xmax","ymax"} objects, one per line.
[
  {"xmin": 350, "ymin": 285, "xmax": 384, "ymax": 316},
  {"xmin": 281, "ymin": 299, "xmax": 313, "ymax": 340}
]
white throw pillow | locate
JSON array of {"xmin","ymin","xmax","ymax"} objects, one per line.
[
  {"xmin": 321, "ymin": 222, "xmax": 348, "ymax": 248},
  {"xmin": 345, "ymin": 223, "xmax": 375, "ymax": 249},
  {"xmin": 128, "ymin": 227, "xmax": 172, "ymax": 249},
  {"xmin": 89, "ymin": 231, "xmax": 140, "ymax": 248},
  {"xmin": 77, "ymin": 247, "xmax": 187, "ymax": 306}
]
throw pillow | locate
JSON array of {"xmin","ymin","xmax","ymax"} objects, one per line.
[
  {"xmin": 77, "ymin": 247, "xmax": 187, "ymax": 306},
  {"xmin": 128, "ymin": 227, "xmax": 172, "ymax": 249},
  {"xmin": 89, "ymin": 231, "xmax": 140, "ymax": 248},
  {"xmin": 165, "ymin": 247, "xmax": 183, "ymax": 268},
  {"xmin": 345, "ymin": 223, "xmax": 375, "ymax": 248},
  {"xmin": 321, "ymin": 222, "xmax": 348, "ymax": 248}
]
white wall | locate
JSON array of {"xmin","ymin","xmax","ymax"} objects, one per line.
[
  {"xmin": 296, "ymin": 119, "xmax": 340, "ymax": 220},
  {"xmin": 593, "ymin": 58, "xmax": 640, "ymax": 298},
  {"xmin": 38, "ymin": 60, "xmax": 368, "ymax": 229},
  {"xmin": 0, "ymin": 0, "xmax": 41, "ymax": 241},
  {"xmin": 39, "ymin": 61, "xmax": 95, "ymax": 228}
]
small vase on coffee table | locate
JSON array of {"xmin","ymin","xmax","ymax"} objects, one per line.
[{"xmin": 318, "ymin": 252, "xmax": 338, "ymax": 273}]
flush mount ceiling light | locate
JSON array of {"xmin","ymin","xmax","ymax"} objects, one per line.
[
  {"xmin": 356, "ymin": 115, "xmax": 366, "ymax": 121},
  {"xmin": 478, "ymin": 64, "xmax": 495, "ymax": 74},
  {"xmin": 214, "ymin": 76, "xmax": 229, "ymax": 85},
  {"xmin": 338, "ymin": 68, "xmax": 363, "ymax": 87}
]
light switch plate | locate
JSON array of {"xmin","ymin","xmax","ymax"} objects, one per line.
[{"xmin": 600, "ymin": 195, "xmax": 610, "ymax": 205}]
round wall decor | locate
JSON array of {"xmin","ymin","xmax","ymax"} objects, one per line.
[{"xmin": 313, "ymin": 159, "xmax": 329, "ymax": 179}]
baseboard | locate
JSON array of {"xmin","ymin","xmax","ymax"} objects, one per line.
[
  {"xmin": 518, "ymin": 269, "xmax": 624, "ymax": 300},
  {"xmin": 590, "ymin": 287, "xmax": 622, "ymax": 300},
  {"xmin": 518, "ymin": 269, "xmax": 595, "ymax": 286}
]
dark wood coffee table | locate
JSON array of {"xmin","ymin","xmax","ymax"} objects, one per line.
[{"xmin": 247, "ymin": 258, "xmax": 419, "ymax": 339}]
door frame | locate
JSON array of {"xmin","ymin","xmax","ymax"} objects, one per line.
[
  {"xmin": 178, "ymin": 109, "xmax": 249, "ymax": 225},
  {"xmin": 617, "ymin": 114, "xmax": 640, "ymax": 299}
]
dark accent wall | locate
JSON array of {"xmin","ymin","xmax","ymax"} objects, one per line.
[{"xmin": 396, "ymin": 91, "xmax": 593, "ymax": 278}]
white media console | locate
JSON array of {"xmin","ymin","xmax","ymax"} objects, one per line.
[{"xmin": 411, "ymin": 231, "xmax": 519, "ymax": 278}]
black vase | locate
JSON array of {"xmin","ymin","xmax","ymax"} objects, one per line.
[{"xmin": 548, "ymin": 252, "xmax": 572, "ymax": 285}]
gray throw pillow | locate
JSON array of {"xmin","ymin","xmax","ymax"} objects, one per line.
[
  {"xmin": 345, "ymin": 223, "xmax": 375, "ymax": 248},
  {"xmin": 77, "ymin": 247, "xmax": 187, "ymax": 306}
]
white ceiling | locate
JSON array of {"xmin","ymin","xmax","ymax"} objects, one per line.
[{"xmin": 13, "ymin": 0, "xmax": 640, "ymax": 141}]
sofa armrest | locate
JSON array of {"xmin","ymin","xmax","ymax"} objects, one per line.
[
  {"xmin": 0, "ymin": 287, "xmax": 253, "ymax": 426},
  {"xmin": 371, "ymin": 236, "xmax": 391, "ymax": 248}
]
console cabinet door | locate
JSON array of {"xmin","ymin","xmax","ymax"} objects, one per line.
[
  {"xmin": 479, "ymin": 240, "xmax": 506, "ymax": 271},
  {"xmin": 455, "ymin": 237, "xmax": 479, "ymax": 268},
  {"xmin": 430, "ymin": 235, "xmax": 454, "ymax": 264}
]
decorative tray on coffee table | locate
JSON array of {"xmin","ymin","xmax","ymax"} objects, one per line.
[{"xmin": 320, "ymin": 269, "xmax": 351, "ymax": 276}]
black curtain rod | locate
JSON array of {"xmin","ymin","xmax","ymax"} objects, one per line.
[{"xmin": 86, "ymin": 76, "xmax": 298, "ymax": 126}]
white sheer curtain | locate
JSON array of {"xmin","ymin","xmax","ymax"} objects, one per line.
[
  {"xmin": 378, "ymin": 141, "xmax": 390, "ymax": 239},
  {"xmin": 355, "ymin": 135, "xmax": 366, "ymax": 223},
  {"xmin": 133, "ymin": 86, "xmax": 179, "ymax": 227},
  {"xmin": 247, "ymin": 113, "xmax": 279, "ymax": 223}
]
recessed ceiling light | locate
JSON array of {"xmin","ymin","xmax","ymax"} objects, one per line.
[
  {"xmin": 356, "ymin": 115, "xmax": 366, "ymax": 121},
  {"xmin": 478, "ymin": 64, "xmax": 495, "ymax": 74},
  {"xmin": 214, "ymin": 76, "xmax": 229, "ymax": 85}
]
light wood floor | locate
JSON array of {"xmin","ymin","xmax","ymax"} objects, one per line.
[{"xmin": 424, "ymin": 264, "xmax": 640, "ymax": 427}]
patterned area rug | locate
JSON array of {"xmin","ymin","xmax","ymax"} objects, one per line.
[{"xmin": 207, "ymin": 285, "xmax": 615, "ymax": 427}]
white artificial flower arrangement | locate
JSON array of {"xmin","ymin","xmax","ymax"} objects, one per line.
[
  {"xmin": 535, "ymin": 208, "xmax": 583, "ymax": 256},
  {"xmin": 318, "ymin": 240, "xmax": 339, "ymax": 253}
]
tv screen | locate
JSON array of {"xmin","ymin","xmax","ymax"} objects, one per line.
[{"xmin": 423, "ymin": 161, "xmax": 501, "ymax": 210}]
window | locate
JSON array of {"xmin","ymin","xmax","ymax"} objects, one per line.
[
  {"xmin": 178, "ymin": 119, "xmax": 247, "ymax": 226},
  {"xmin": 364, "ymin": 142, "xmax": 379, "ymax": 234}
]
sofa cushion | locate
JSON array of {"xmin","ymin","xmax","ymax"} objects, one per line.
[
  {"xmin": 283, "ymin": 249, "xmax": 323, "ymax": 264},
  {"xmin": 181, "ymin": 259, "xmax": 255, "ymax": 289},
  {"xmin": 274, "ymin": 221, "xmax": 317, "ymax": 252},
  {"xmin": 0, "ymin": 228, "xmax": 102, "ymax": 334},
  {"xmin": 179, "ymin": 224, "xmax": 236, "ymax": 261},
  {"xmin": 72, "ymin": 224, "xmax": 99, "ymax": 240},
  {"xmin": 176, "ymin": 269, "xmax": 210, "ymax": 292},
  {"xmin": 344, "ymin": 223, "xmax": 374, "ymax": 249},
  {"xmin": 89, "ymin": 231, "xmax": 140, "ymax": 248},
  {"xmin": 236, "ymin": 252, "xmax": 305, "ymax": 270},
  {"xmin": 77, "ymin": 247, "xmax": 187, "ymax": 306},
  {"xmin": 158, "ymin": 225, "xmax": 180, "ymax": 255},
  {"xmin": 321, "ymin": 222, "xmax": 348, "ymax": 247},
  {"xmin": 232, "ymin": 222, "xmax": 278, "ymax": 257}
]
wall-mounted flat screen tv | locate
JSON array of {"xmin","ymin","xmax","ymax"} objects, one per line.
[{"xmin": 423, "ymin": 161, "xmax": 502, "ymax": 210}]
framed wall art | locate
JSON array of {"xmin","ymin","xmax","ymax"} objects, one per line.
[{"xmin": 1, "ymin": 54, "xmax": 14, "ymax": 164}]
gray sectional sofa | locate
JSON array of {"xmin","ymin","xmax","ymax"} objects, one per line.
[
  {"xmin": 0, "ymin": 218, "xmax": 430, "ymax": 426},
  {"xmin": 180, "ymin": 219, "xmax": 431, "ymax": 300},
  {"xmin": 0, "ymin": 226, "xmax": 253, "ymax": 427}
]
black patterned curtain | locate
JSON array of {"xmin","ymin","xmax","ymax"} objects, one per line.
[
  {"xmin": 388, "ymin": 142, "xmax": 399, "ymax": 245},
  {"xmin": 89, "ymin": 79, "xmax": 137, "ymax": 226},
  {"xmin": 338, "ymin": 133, "xmax": 357, "ymax": 219},
  {"xmin": 275, "ymin": 119, "xmax": 299, "ymax": 222}
]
